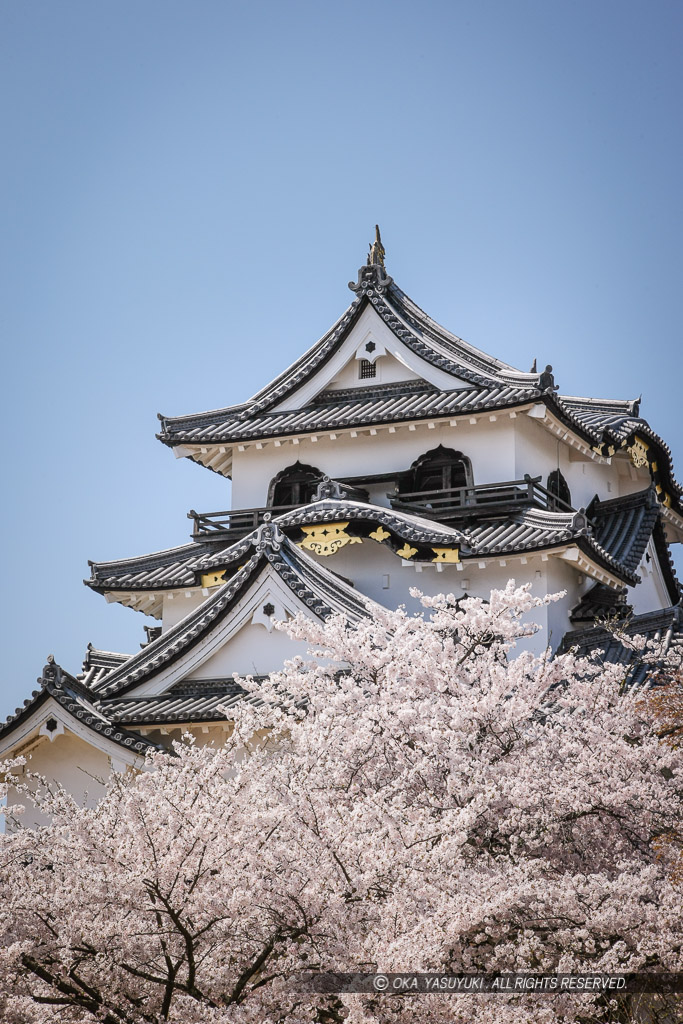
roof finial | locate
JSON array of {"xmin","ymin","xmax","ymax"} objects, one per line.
[
  {"xmin": 367, "ymin": 224, "xmax": 385, "ymax": 269},
  {"xmin": 349, "ymin": 227, "xmax": 392, "ymax": 293}
]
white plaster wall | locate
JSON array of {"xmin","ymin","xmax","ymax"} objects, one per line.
[
  {"xmin": 513, "ymin": 415, "xmax": 623, "ymax": 509},
  {"xmin": 326, "ymin": 352, "xmax": 420, "ymax": 390},
  {"xmin": 187, "ymin": 620, "xmax": 311, "ymax": 679},
  {"xmin": 567, "ymin": 456, "xmax": 620, "ymax": 508},
  {"xmin": 628, "ymin": 540, "xmax": 674, "ymax": 614},
  {"xmin": 162, "ymin": 590, "xmax": 206, "ymax": 629},
  {"xmin": 231, "ymin": 411, "xmax": 656, "ymax": 516},
  {"xmin": 544, "ymin": 559, "xmax": 582, "ymax": 651},
  {"xmin": 615, "ymin": 455, "xmax": 652, "ymax": 497},
  {"xmin": 6, "ymin": 732, "xmax": 112, "ymax": 830},
  {"xmin": 231, "ymin": 419, "xmax": 517, "ymax": 510},
  {"xmin": 300, "ymin": 539, "xmax": 574, "ymax": 657},
  {"xmin": 511, "ymin": 416, "xmax": 656, "ymax": 510}
]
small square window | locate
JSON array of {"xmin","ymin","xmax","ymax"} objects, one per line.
[{"xmin": 359, "ymin": 359, "xmax": 376, "ymax": 379}]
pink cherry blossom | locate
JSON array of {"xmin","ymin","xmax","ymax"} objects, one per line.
[{"xmin": 1, "ymin": 583, "xmax": 680, "ymax": 1023}]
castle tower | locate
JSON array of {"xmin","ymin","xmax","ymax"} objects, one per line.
[{"xmin": 2, "ymin": 234, "xmax": 681, "ymax": 825}]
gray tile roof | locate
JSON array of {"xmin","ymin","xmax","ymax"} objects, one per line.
[
  {"xmin": 465, "ymin": 506, "xmax": 640, "ymax": 584},
  {"xmin": 90, "ymin": 523, "xmax": 376, "ymax": 699},
  {"xmin": 87, "ymin": 540, "xmax": 215, "ymax": 592},
  {"xmin": 99, "ymin": 680, "xmax": 259, "ymax": 725},
  {"xmin": 386, "ymin": 282, "xmax": 542, "ymax": 388},
  {"xmin": 586, "ymin": 488, "xmax": 680, "ymax": 604},
  {"xmin": 588, "ymin": 487, "xmax": 660, "ymax": 573},
  {"xmin": 88, "ymin": 495, "xmax": 649, "ymax": 601},
  {"xmin": 79, "ymin": 646, "xmax": 132, "ymax": 689},
  {"xmin": 557, "ymin": 396, "xmax": 641, "ymax": 438},
  {"xmin": 560, "ymin": 605, "xmax": 683, "ymax": 688},
  {"xmin": 158, "ymin": 379, "xmax": 538, "ymax": 446},
  {"xmin": 569, "ymin": 583, "xmax": 632, "ymax": 624},
  {"xmin": 556, "ymin": 397, "xmax": 682, "ymax": 508},
  {"xmin": 155, "ymin": 267, "xmax": 681, "ymax": 513},
  {"xmin": 0, "ymin": 666, "xmax": 160, "ymax": 755},
  {"xmin": 156, "ymin": 265, "xmax": 542, "ymax": 444},
  {"xmin": 245, "ymin": 266, "xmax": 540, "ymax": 415}
]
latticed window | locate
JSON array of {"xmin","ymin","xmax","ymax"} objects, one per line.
[{"xmin": 358, "ymin": 359, "xmax": 376, "ymax": 379}]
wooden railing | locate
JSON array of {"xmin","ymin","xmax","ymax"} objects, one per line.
[
  {"xmin": 188, "ymin": 504, "xmax": 299, "ymax": 540},
  {"xmin": 189, "ymin": 476, "xmax": 578, "ymax": 540},
  {"xmin": 387, "ymin": 475, "xmax": 576, "ymax": 518}
]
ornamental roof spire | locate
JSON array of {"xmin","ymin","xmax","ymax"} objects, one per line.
[
  {"xmin": 367, "ymin": 224, "xmax": 386, "ymax": 268},
  {"xmin": 350, "ymin": 226, "xmax": 392, "ymax": 293}
]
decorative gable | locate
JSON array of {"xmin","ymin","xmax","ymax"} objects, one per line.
[{"xmin": 270, "ymin": 303, "xmax": 473, "ymax": 411}]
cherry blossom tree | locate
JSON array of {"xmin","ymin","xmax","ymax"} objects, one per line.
[{"xmin": 1, "ymin": 582, "xmax": 681, "ymax": 1023}]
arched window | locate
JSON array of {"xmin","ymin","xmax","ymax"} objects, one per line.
[
  {"xmin": 402, "ymin": 446, "xmax": 472, "ymax": 496},
  {"xmin": 268, "ymin": 463, "xmax": 323, "ymax": 507},
  {"xmin": 546, "ymin": 469, "xmax": 571, "ymax": 510}
]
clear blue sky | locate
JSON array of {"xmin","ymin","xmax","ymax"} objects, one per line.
[{"xmin": 1, "ymin": 0, "xmax": 681, "ymax": 719}]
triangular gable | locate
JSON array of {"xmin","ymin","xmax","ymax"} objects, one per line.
[
  {"xmin": 128, "ymin": 564, "xmax": 321, "ymax": 695},
  {"xmin": 89, "ymin": 523, "xmax": 375, "ymax": 701},
  {"xmin": 158, "ymin": 264, "xmax": 539, "ymax": 443},
  {"xmin": 0, "ymin": 674, "xmax": 157, "ymax": 764},
  {"xmin": 269, "ymin": 302, "xmax": 473, "ymax": 411}
]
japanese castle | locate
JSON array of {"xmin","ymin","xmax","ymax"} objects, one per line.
[{"xmin": 3, "ymin": 229, "xmax": 682, "ymax": 823}]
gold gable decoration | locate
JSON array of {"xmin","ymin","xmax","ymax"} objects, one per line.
[
  {"xmin": 298, "ymin": 522, "xmax": 362, "ymax": 557},
  {"xmin": 628, "ymin": 436, "xmax": 649, "ymax": 469},
  {"xmin": 431, "ymin": 547, "xmax": 460, "ymax": 564},
  {"xmin": 369, "ymin": 526, "xmax": 391, "ymax": 543},
  {"xmin": 200, "ymin": 570, "xmax": 227, "ymax": 588},
  {"xmin": 397, "ymin": 543, "xmax": 418, "ymax": 560},
  {"xmin": 592, "ymin": 442, "xmax": 616, "ymax": 458}
]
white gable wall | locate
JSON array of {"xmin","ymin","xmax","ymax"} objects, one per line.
[
  {"xmin": 628, "ymin": 538, "xmax": 675, "ymax": 615},
  {"xmin": 187, "ymin": 619, "xmax": 308, "ymax": 679},
  {"xmin": 132, "ymin": 568, "xmax": 328, "ymax": 696},
  {"xmin": 325, "ymin": 350, "xmax": 421, "ymax": 390},
  {"xmin": 7, "ymin": 731, "xmax": 113, "ymax": 830},
  {"xmin": 270, "ymin": 304, "xmax": 472, "ymax": 412}
]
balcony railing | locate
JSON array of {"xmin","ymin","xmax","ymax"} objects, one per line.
[
  {"xmin": 189, "ymin": 476, "xmax": 578, "ymax": 541},
  {"xmin": 188, "ymin": 504, "xmax": 300, "ymax": 541},
  {"xmin": 387, "ymin": 475, "xmax": 576, "ymax": 520}
]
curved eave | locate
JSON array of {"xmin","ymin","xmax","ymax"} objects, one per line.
[
  {"xmin": 159, "ymin": 389, "xmax": 675, "ymax": 489},
  {"xmin": 157, "ymin": 391, "xmax": 542, "ymax": 459},
  {"xmin": 458, "ymin": 540, "xmax": 636, "ymax": 590},
  {"xmin": 551, "ymin": 397, "xmax": 683, "ymax": 513},
  {"xmin": 157, "ymin": 268, "xmax": 542, "ymax": 446},
  {"xmin": 99, "ymin": 685, "xmax": 256, "ymax": 727},
  {"xmin": 92, "ymin": 552, "xmax": 267, "ymax": 696},
  {"xmin": 87, "ymin": 540, "xmax": 212, "ymax": 590},
  {"xmin": 156, "ymin": 296, "xmax": 368, "ymax": 440},
  {"xmin": 560, "ymin": 605, "xmax": 683, "ymax": 688},
  {"xmin": 0, "ymin": 679, "xmax": 160, "ymax": 758},
  {"xmin": 385, "ymin": 282, "xmax": 535, "ymax": 387},
  {"xmin": 91, "ymin": 535, "xmax": 376, "ymax": 700},
  {"xmin": 87, "ymin": 495, "xmax": 647, "ymax": 617},
  {"xmin": 527, "ymin": 395, "xmax": 683, "ymax": 518}
]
